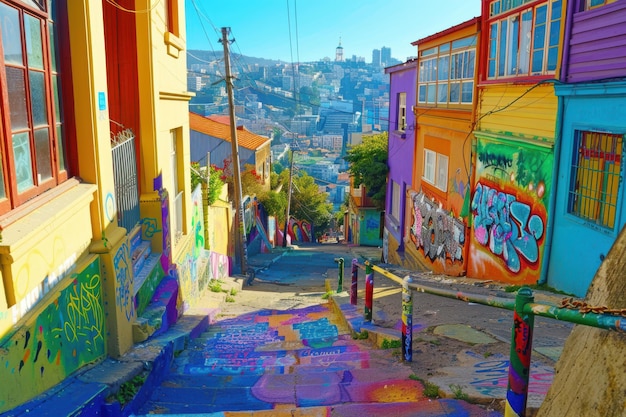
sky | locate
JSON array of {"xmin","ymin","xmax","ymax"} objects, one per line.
[{"xmin": 185, "ymin": 0, "xmax": 482, "ymax": 63}]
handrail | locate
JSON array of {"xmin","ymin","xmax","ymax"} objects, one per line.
[{"xmin": 341, "ymin": 259, "xmax": 625, "ymax": 417}]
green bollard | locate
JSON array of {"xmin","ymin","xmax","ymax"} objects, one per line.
[
  {"xmin": 334, "ymin": 257, "xmax": 344, "ymax": 293},
  {"xmin": 505, "ymin": 287, "xmax": 535, "ymax": 417}
]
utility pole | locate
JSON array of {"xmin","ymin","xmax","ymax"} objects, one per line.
[
  {"xmin": 282, "ymin": 144, "xmax": 294, "ymax": 247},
  {"xmin": 220, "ymin": 27, "xmax": 247, "ymax": 274}
]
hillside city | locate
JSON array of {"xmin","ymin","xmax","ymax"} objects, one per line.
[{"xmin": 186, "ymin": 43, "xmax": 402, "ymax": 212}]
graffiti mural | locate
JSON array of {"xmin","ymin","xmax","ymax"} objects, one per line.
[
  {"xmin": 472, "ymin": 183, "xmax": 544, "ymax": 273},
  {"xmin": 113, "ymin": 242, "xmax": 134, "ymax": 321},
  {"xmin": 359, "ymin": 211, "xmax": 382, "ymax": 247},
  {"xmin": 153, "ymin": 174, "xmax": 172, "ymax": 276},
  {"xmin": 468, "ymin": 136, "xmax": 551, "ymax": 283},
  {"xmin": 288, "ymin": 218, "xmax": 312, "ymax": 242},
  {"xmin": 408, "ymin": 190, "xmax": 466, "ymax": 274},
  {"xmin": 0, "ymin": 257, "xmax": 105, "ymax": 414}
]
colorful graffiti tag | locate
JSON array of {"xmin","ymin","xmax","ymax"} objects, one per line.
[
  {"xmin": 472, "ymin": 183, "xmax": 544, "ymax": 273},
  {"xmin": 0, "ymin": 257, "xmax": 105, "ymax": 413},
  {"xmin": 408, "ymin": 190, "xmax": 466, "ymax": 273},
  {"xmin": 468, "ymin": 137, "xmax": 551, "ymax": 283},
  {"xmin": 288, "ymin": 218, "xmax": 312, "ymax": 242},
  {"xmin": 113, "ymin": 242, "xmax": 134, "ymax": 321}
]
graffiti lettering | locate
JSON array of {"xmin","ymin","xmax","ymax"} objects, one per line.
[
  {"xmin": 113, "ymin": 242, "xmax": 134, "ymax": 321},
  {"xmin": 471, "ymin": 183, "xmax": 544, "ymax": 272},
  {"xmin": 409, "ymin": 191, "xmax": 465, "ymax": 263},
  {"xmin": 478, "ymin": 151, "xmax": 514, "ymax": 173}
]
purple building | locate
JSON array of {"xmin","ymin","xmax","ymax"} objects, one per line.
[{"xmin": 383, "ymin": 59, "xmax": 417, "ymax": 264}]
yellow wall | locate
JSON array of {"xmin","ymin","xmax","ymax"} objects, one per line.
[{"xmin": 477, "ymin": 84, "xmax": 558, "ymax": 142}]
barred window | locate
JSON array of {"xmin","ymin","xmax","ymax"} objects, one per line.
[{"xmin": 568, "ymin": 131, "xmax": 623, "ymax": 230}]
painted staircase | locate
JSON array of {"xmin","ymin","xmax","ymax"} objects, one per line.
[
  {"xmin": 135, "ymin": 302, "xmax": 500, "ymax": 417},
  {"xmin": 129, "ymin": 226, "xmax": 177, "ymax": 343}
]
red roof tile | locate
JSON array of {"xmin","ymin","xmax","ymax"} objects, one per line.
[{"xmin": 190, "ymin": 112, "xmax": 270, "ymax": 150}]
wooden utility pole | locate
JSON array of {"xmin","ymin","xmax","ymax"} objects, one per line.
[{"xmin": 220, "ymin": 27, "xmax": 247, "ymax": 274}]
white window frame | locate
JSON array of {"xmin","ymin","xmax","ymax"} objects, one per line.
[
  {"xmin": 391, "ymin": 181, "xmax": 401, "ymax": 220},
  {"xmin": 418, "ymin": 36, "xmax": 476, "ymax": 107},
  {"xmin": 397, "ymin": 92, "xmax": 407, "ymax": 132},
  {"xmin": 423, "ymin": 149, "xmax": 448, "ymax": 192},
  {"xmin": 486, "ymin": 0, "xmax": 561, "ymax": 80}
]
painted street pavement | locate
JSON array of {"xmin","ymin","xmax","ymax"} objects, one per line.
[{"xmin": 138, "ymin": 303, "xmax": 501, "ymax": 416}]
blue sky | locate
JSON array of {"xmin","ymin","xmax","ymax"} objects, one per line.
[{"xmin": 185, "ymin": 0, "xmax": 482, "ymax": 63}]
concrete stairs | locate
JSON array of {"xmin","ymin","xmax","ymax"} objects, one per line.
[{"xmin": 134, "ymin": 302, "xmax": 499, "ymax": 417}]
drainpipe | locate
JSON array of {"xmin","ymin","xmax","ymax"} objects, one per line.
[{"xmin": 539, "ymin": 2, "xmax": 574, "ymax": 285}]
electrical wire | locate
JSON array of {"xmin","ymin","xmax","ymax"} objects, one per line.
[{"xmin": 105, "ymin": 0, "xmax": 161, "ymax": 13}]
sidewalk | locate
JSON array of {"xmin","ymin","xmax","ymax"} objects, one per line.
[{"xmin": 3, "ymin": 243, "xmax": 572, "ymax": 416}]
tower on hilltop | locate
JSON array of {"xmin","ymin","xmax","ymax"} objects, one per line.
[{"xmin": 335, "ymin": 37, "xmax": 344, "ymax": 62}]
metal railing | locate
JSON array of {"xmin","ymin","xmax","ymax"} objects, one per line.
[
  {"xmin": 111, "ymin": 129, "xmax": 140, "ymax": 232},
  {"xmin": 334, "ymin": 259, "xmax": 625, "ymax": 417}
]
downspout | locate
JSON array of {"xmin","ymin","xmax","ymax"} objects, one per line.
[{"xmin": 538, "ymin": 1, "xmax": 575, "ymax": 285}]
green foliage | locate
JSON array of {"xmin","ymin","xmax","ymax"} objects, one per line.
[
  {"xmin": 207, "ymin": 166, "xmax": 225, "ymax": 205},
  {"xmin": 258, "ymin": 190, "xmax": 287, "ymax": 224},
  {"xmin": 290, "ymin": 171, "xmax": 333, "ymax": 231},
  {"xmin": 381, "ymin": 339, "xmax": 402, "ymax": 349},
  {"xmin": 191, "ymin": 163, "xmax": 225, "ymax": 206},
  {"xmin": 352, "ymin": 330, "xmax": 369, "ymax": 340},
  {"xmin": 449, "ymin": 384, "xmax": 469, "ymax": 401},
  {"xmin": 344, "ymin": 132, "xmax": 388, "ymax": 210},
  {"xmin": 409, "ymin": 375, "xmax": 440, "ymax": 398},
  {"xmin": 115, "ymin": 374, "xmax": 146, "ymax": 405},
  {"xmin": 209, "ymin": 280, "xmax": 223, "ymax": 293}
]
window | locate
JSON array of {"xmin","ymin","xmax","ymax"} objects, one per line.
[
  {"xmin": 423, "ymin": 149, "xmax": 449, "ymax": 192},
  {"xmin": 585, "ymin": 0, "xmax": 617, "ymax": 10},
  {"xmin": 0, "ymin": 0, "xmax": 68, "ymax": 215},
  {"xmin": 165, "ymin": 0, "xmax": 179, "ymax": 36},
  {"xmin": 568, "ymin": 131, "xmax": 622, "ymax": 230},
  {"xmin": 391, "ymin": 181, "xmax": 401, "ymax": 220},
  {"xmin": 396, "ymin": 92, "xmax": 406, "ymax": 132},
  {"xmin": 170, "ymin": 128, "xmax": 184, "ymax": 241},
  {"xmin": 418, "ymin": 36, "xmax": 476, "ymax": 106},
  {"xmin": 487, "ymin": 0, "xmax": 562, "ymax": 79}
]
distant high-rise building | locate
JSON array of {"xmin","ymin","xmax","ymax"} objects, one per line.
[
  {"xmin": 372, "ymin": 49, "xmax": 381, "ymax": 67},
  {"xmin": 381, "ymin": 46, "xmax": 391, "ymax": 66},
  {"xmin": 335, "ymin": 38, "xmax": 344, "ymax": 62}
]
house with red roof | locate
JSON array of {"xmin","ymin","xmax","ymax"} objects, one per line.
[{"xmin": 189, "ymin": 112, "xmax": 272, "ymax": 190}]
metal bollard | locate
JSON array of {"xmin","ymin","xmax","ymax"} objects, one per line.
[
  {"xmin": 334, "ymin": 258, "xmax": 344, "ymax": 293},
  {"xmin": 350, "ymin": 259, "xmax": 358, "ymax": 305},
  {"xmin": 401, "ymin": 275, "xmax": 413, "ymax": 362},
  {"xmin": 506, "ymin": 287, "xmax": 535, "ymax": 417},
  {"xmin": 364, "ymin": 262, "xmax": 374, "ymax": 322}
]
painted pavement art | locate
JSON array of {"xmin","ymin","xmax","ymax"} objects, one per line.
[{"xmin": 141, "ymin": 304, "xmax": 502, "ymax": 416}]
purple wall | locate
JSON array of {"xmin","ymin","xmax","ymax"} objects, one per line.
[
  {"xmin": 384, "ymin": 60, "xmax": 417, "ymax": 249},
  {"xmin": 563, "ymin": 0, "xmax": 626, "ymax": 83}
]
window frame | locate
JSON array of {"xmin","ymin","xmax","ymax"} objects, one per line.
[
  {"xmin": 391, "ymin": 180, "xmax": 401, "ymax": 221},
  {"xmin": 485, "ymin": 0, "xmax": 562, "ymax": 81},
  {"xmin": 0, "ymin": 0, "xmax": 70, "ymax": 216},
  {"xmin": 423, "ymin": 149, "xmax": 449, "ymax": 192},
  {"xmin": 418, "ymin": 35, "xmax": 476, "ymax": 107},
  {"xmin": 585, "ymin": 0, "xmax": 617, "ymax": 10},
  {"xmin": 396, "ymin": 92, "xmax": 406, "ymax": 132},
  {"xmin": 567, "ymin": 129, "xmax": 623, "ymax": 232}
]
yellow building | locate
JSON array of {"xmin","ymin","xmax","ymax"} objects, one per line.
[{"xmin": 0, "ymin": 0, "xmax": 205, "ymax": 412}]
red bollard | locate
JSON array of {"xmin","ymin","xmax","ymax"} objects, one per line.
[
  {"xmin": 350, "ymin": 259, "xmax": 358, "ymax": 305},
  {"xmin": 364, "ymin": 262, "xmax": 374, "ymax": 322}
]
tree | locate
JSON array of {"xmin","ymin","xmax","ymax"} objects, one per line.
[
  {"xmin": 344, "ymin": 132, "xmax": 388, "ymax": 210},
  {"xmin": 290, "ymin": 171, "xmax": 333, "ymax": 231}
]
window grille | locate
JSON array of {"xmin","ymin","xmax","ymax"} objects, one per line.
[{"xmin": 568, "ymin": 131, "xmax": 623, "ymax": 230}]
